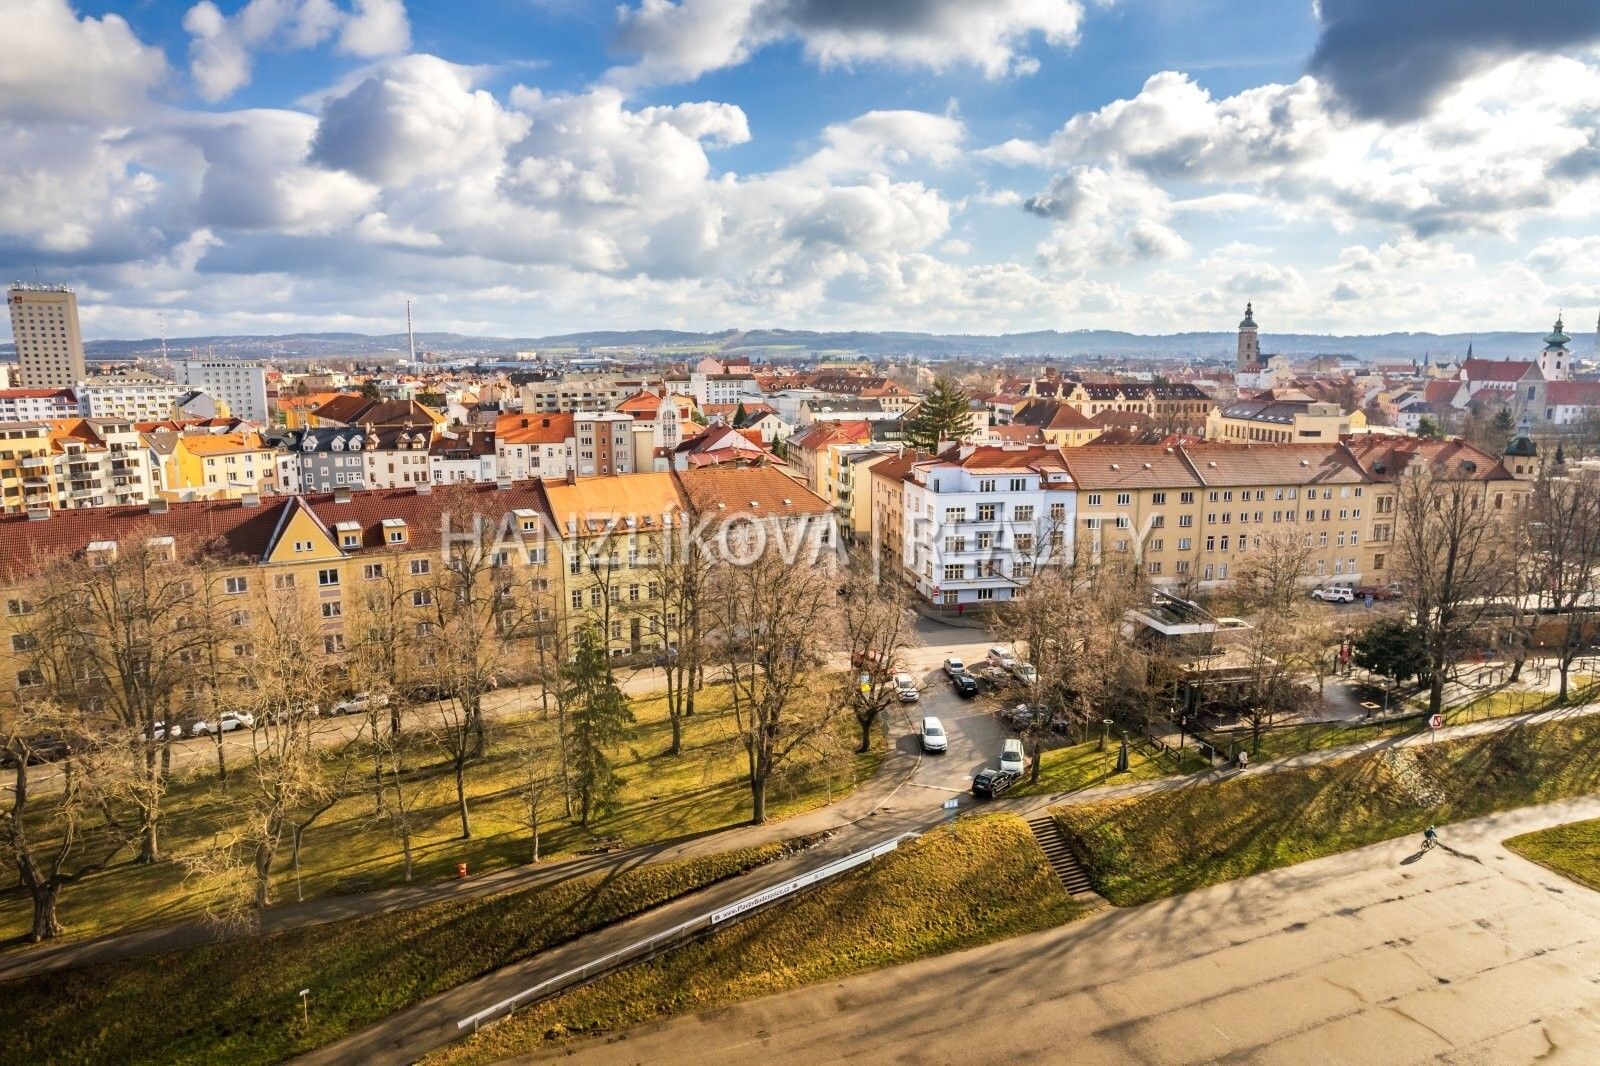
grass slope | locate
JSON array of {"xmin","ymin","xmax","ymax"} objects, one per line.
[
  {"xmin": 1505, "ymin": 817, "xmax": 1600, "ymax": 893},
  {"xmin": 1, "ymin": 684, "xmax": 878, "ymax": 946},
  {"xmin": 0, "ymin": 840, "xmax": 801, "ymax": 1066},
  {"xmin": 1055, "ymin": 716, "xmax": 1600, "ymax": 907},
  {"xmin": 436, "ymin": 814, "xmax": 1091, "ymax": 1064}
]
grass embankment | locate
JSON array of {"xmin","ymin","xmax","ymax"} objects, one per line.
[
  {"xmin": 0, "ymin": 683, "xmax": 879, "ymax": 945},
  {"xmin": 0, "ymin": 840, "xmax": 803, "ymax": 1066},
  {"xmin": 1012, "ymin": 737, "xmax": 1208, "ymax": 797},
  {"xmin": 1505, "ymin": 818, "xmax": 1600, "ymax": 893},
  {"xmin": 435, "ymin": 814, "xmax": 1091, "ymax": 1064},
  {"xmin": 1054, "ymin": 716, "xmax": 1600, "ymax": 907}
]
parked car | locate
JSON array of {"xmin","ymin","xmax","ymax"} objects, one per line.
[
  {"xmin": 1008, "ymin": 662, "xmax": 1038, "ymax": 685},
  {"xmin": 1311, "ymin": 586, "xmax": 1355, "ymax": 603},
  {"xmin": 0, "ymin": 733, "xmax": 69, "ymax": 768},
  {"xmin": 942, "ymin": 656, "xmax": 966, "ymax": 677},
  {"xmin": 920, "ymin": 715, "xmax": 948, "ymax": 753},
  {"xmin": 894, "ymin": 673, "xmax": 919, "ymax": 702},
  {"xmin": 971, "ymin": 767, "xmax": 1018, "ymax": 799},
  {"xmin": 999, "ymin": 738, "xmax": 1025, "ymax": 775},
  {"xmin": 331, "ymin": 692, "xmax": 391, "ymax": 716},
  {"xmin": 1001, "ymin": 702, "xmax": 1034, "ymax": 728},
  {"xmin": 190, "ymin": 711, "xmax": 255, "ymax": 737},
  {"xmin": 950, "ymin": 671, "xmax": 979, "ymax": 698},
  {"xmin": 144, "ymin": 720, "xmax": 183, "ymax": 742},
  {"xmin": 986, "ymin": 645, "xmax": 1017, "ymax": 670}
]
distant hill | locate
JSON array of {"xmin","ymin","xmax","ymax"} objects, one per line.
[{"xmin": 3, "ymin": 326, "xmax": 1590, "ymax": 364}]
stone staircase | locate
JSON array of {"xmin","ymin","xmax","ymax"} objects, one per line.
[{"xmin": 1027, "ymin": 815, "xmax": 1097, "ymax": 897}]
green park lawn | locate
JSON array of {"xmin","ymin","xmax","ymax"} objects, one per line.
[
  {"xmin": 1054, "ymin": 715, "xmax": 1600, "ymax": 907},
  {"xmin": 0, "ymin": 840, "xmax": 802, "ymax": 1066},
  {"xmin": 435, "ymin": 813, "xmax": 1091, "ymax": 1064},
  {"xmin": 1504, "ymin": 817, "xmax": 1600, "ymax": 893},
  {"xmin": 0, "ymin": 683, "xmax": 880, "ymax": 946}
]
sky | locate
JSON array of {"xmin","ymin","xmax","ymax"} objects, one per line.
[{"xmin": 2, "ymin": 0, "xmax": 1599, "ymax": 341}]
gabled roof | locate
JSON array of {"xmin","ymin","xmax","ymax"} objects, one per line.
[
  {"xmin": 1545, "ymin": 381, "xmax": 1600, "ymax": 407},
  {"xmin": 1063, "ymin": 446, "xmax": 1201, "ymax": 491},
  {"xmin": 1343, "ymin": 437, "xmax": 1513, "ymax": 483},
  {"xmin": 496, "ymin": 412, "xmax": 574, "ymax": 445},
  {"xmin": 1013, "ymin": 399, "xmax": 1099, "ymax": 432},
  {"xmin": 674, "ymin": 465, "xmax": 831, "ymax": 519},
  {"xmin": 1182, "ymin": 443, "xmax": 1365, "ymax": 487},
  {"xmin": 1461, "ymin": 358, "xmax": 1541, "ymax": 384}
]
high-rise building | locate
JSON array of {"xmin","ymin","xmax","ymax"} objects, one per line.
[
  {"xmin": 7, "ymin": 284, "xmax": 87, "ymax": 389},
  {"xmin": 178, "ymin": 360, "xmax": 269, "ymax": 421},
  {"xmin": 1237, "ymin": 301, "xmax": 1260, "ymax": 371}
]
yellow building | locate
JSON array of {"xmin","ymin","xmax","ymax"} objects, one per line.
[
  {"xmin": 1206, "ymin": 390, "xmax": 1366, "ymax": 444},
  {"xmin": 156, "ymin": 431, "xmax": 279, "ymax": 500}
]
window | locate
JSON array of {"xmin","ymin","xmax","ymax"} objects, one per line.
[
  {"xmin": 1115, "ymin": 516, "xmax": 1130, "ymax": 529},
  {"xmin": 944, "ymin": 507, "xmax": 966, "ymax": 522},
  {"xmin": 6, "ymin": 597, "xmax": 34, "ymax": 616},
  {"xmin": 1177, "ymin": 537, "xmax": 1191, "ymax": 551},
  {"xmin": 17, "ymin": 668, "xmax": 45, "ymax": 688},
  {"xmin": 1150, "ymin": 514, "xmax": 1165, "ymax": 529},
  {"xmin": 363, "ymin": 563, "xmax": 384, "ymax": 580},
  {"xmin": 1151, "ymin": 492, "xmax": 1166, "ymax": 505},
  {"xmin": 1014, "ymin": 505, "xmax": 1034, "ymax": 523},
  {"xmin": 943, "ymin": 564, "xmax": 965, "ymax": 581},
  {"xmin": 976, "ymin": 532, "xmax": 994, "ymax": 550},
  {"xmin": 410, "ymin": 559, "xmax": 430, "ymax": 576},
  {"xmin": 388, "ymin": 529, "xmax": 406, "ymax": 544},
  {"xmin": 942, "ymin": 591, "xmax": 957, "ymax": 605},
  {"xmin": 321, "ymin": 601, "xmax": 342, "ymax": 618},
  {"xmin": 1115, "ymin": 492, "xmax": 1131, "ymax": 506},
  {"xmin": 318, "ymin": 568, "xmax": 339, "ymax": 587},
  {"xmin": 10, "ymin": 633, "xmax": 38, "ymax": 652},
  {"xmin": 1178, "ymin": 514, "xmax": 1193, "ymax": 528},
  {"xmin": 977, "ymin": 504, "xmax": 997, "ymax": 521},
  {"xmin": 571, "ymin": 589, "xmax": 583, "ymax": 610},
  {"xmin": 1009, "ymin": 478, "xmax": 1027, "ymax": 492},
  {"xmin": 225, "ymin": 576, "xmax": 248, "ymax": 595},
  {"xmin": 1015, "ymin": 534, "xmax": 1035, "ymax": 553},
  {"xmin": 1205, "ymin": 536, "xmax": 1216, "ymax": 552},
  {"xmin": 976, "ymin": 588, "xmax": 996, "ymax": 601},
  {"xmin": 1087, "ymin": 493, "xmax": 1102, "ymax": 507},
  {"xmin": 1175, "ymin": 560, "xmax": 1190, "ymax": 575},
  {"xmin": 1208, "ymin": 491, "xmax": 1220, "ymax": 503},
  {"xmin": 589, "ymin": 587, "xmax": 602, "ymax": 607},
  {"xmin": 1049, "ymin": 503, "xmax": 1066, "ymax": 521},
  {"xmin": 415, "ymin": 621, "xmax": 432, "ymax": 637},
  {"xmin": 1146, "ymin": 561, "xmax": 1162, "ymax": 575},
  {"xmin": 411, "ymin": 589, "xmax": 433, "ymax": 607},
  {"xmin": 230, "ymin": 609, "xmax": 249, "ymax": 627},
  {"xmin": 324, "ymin": 634, "xmax": 344, "ymax": 654},
  {"xmin": 979, "ymin": 479, "xmax": 996, "ymax": 492}
]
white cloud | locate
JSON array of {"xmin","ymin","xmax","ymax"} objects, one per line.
[
  {"xmin": 610, "ymin": 0, "xmax": 1084, "ymax": 87},
  {"xmin": 2, "ymin": 0, "xmax": 169, "ymax": 122},
  {"xmin": 183, "ymin": 0, "xmax": 411, "ymax": 102}
]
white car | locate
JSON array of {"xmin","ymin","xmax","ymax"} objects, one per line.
[
  {"xmin": 190, "ymin": 711, "xmax": 255, "ymax": 736},
  {"xmin": 332, "ymin": 692, "xmax": 391, "ymax": 716},
  {"xmin": 1311, "ymin": 586, "xmax": 1355, "ymax": 604},
  {"xmin": 894, "ymin": 673, "xmax": 919, "ymax": 702},
  {"xmin": 146, "ymin": 721, "xmax": 182, "ymax": 741},
  {"xmin": 999, "ymin": 738, "xmax": 1025, "ymax": 775},
  {"xmin": 921, "ymin": 716, "xmax": 948, "ymax": 753},
  {"xmin": 1008, "ymin": 662, "xmax": 1038, "ymax": 685},
  {"xmin": 943, "ymin": 656, "xmax": 966, "ymax": 678},
  {"xmin": 987, "ymin": 645, "xmax": 1017, "ymax": 669}
]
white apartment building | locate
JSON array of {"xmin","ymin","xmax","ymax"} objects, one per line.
[
  {"xmin": 9, "ymin": 418, "xmax": 155, "ymax": 511},
  {"xmin": 79, "ymin": 375, "xmax": 189, "ymax": 421},
  {"xmin": 7, "ymin": 284, "xmax": 86, "ymax": 389},
  {"xmin": 178, "ymin": 360, "xmax": 269, "ymax": 421},
  {"xmin": 900, "ymin": 444, "xmax": 1077, "ymax": 608},
  {"xmin": 520, "ymin": 376, "xmax": 645, "ymax": 413},
  {"xmin": 0, "ymin": 388, "xmax": 79, "ymax": 422},
  {"xmin": 688, "ymin": 371, "xmax": 764, "ymax": 407},
  {"xmin": 0, "ymin": 364, "xmax": 12, "ymax": 388}
]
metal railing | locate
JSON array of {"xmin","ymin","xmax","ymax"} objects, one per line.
[{"xmin": 455, "ymin": 831, "xmax": 920, "ymax": 1035}]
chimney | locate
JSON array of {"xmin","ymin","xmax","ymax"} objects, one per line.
[
  {"xmin": 565, "ymin": 466, "xmax": 577, "ymax": 486},
  {"xmin": 149, "ymin": 498, "xmax": 170, "ymax": 514},
  {"xmin": 334, "ymin": 488, "xmax": 353, "ymax": 504},
  {"xmin": 240, "ymin": 492, "xmax": 261, "ymax": 507},
  {"xmin": 496, "ymin": 477, "xmax": 513, "ymax": 491},
  {"xmin": 26, "ymin": 507, "xmax": 50, "ymax": 521}
]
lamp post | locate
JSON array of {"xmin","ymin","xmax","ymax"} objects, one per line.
[
  {"xmin": 1099, "ymin": 718, "xmax": 1112, "ymax": 752},
  {"xmin": 298, "ymin": 988, "xmax": 310, "ymax": 1028}
]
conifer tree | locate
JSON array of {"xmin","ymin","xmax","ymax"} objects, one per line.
[{"xmin": 904, "ymin": 375, "xmax": 974, "ymax": 450}]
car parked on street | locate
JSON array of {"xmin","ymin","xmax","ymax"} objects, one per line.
[
  {"xmin": 986, "ymin": 645, "xmax": 1017, "ymax": 670},
  {"xmin": 1001, "ymin": 702, "xmax": 1034, "ymax": 729},
  {"xmin": 999, "ymin": 738, "xmax": 1025, "ymax": 775},
  {"xmin": 1008, "ymin": 662, "xmax": 1038, "ymax": 685},
  {"xmin": 971, "ymin": 767, "xmax": 1018, "ymax": 799},
  {"xmin": 942, "ymin": 656, "xmax": 966, "ymax": 677},
  {"xmin": 190, "ymin": 711, "xmax": 255, "ymax": 737},
  {"xmin": 331, "ymin": 691, "xmax": 391, "ymax": 716},
  {"xmin": 950, "ymin": 671, "xmax": 979, "ymax": 698},
  {"xmin": 920, "ymin": 715, "xmax": 948, "ymax": 753},
  {"xmin": 894, "ymin": 673, "xmax": 919, "ymax": 702},
  {"xmin": 144, "ymin": 721, "xmax": 183, "ymax": 742},
  {"xmin": 1310, "ymin": 586, "xmax": 1355, "ymax": 603}
]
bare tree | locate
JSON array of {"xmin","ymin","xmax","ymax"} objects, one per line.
[
  {"xmin": 640, "ymin": 521, "xmax": 714, "ymax": 756},
  {"xmin": 708, "ymin": 533, "xmax": 841, "ymax": 823},
  {"xmin": 1393, "ymin": 464, "xmax": 1513, "ymax": 715},
  {"xmin": 1526, "ymin": 465, "xmax": 1600, "ymax": 700},
  {"xmin": 839, "ymin": 545, "xmax": 920, "ymax": 752},
  {"xmin": 1, "ymin": 704, "xmax": 136, "ymax": 941},
  {"xmin": 18, "ymin": 533, "xmax": 210, "ymax": 863},
  {"xmin": 508, "ymin": 717, "xmax": 563, "ymax": 862},
  {"xmin": 1231, "ymin": 531, "xmax": 1331, "ymax": 754}
]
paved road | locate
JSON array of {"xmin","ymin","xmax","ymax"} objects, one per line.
[{"xmin": 526, "ymin": 796, "xmax": 1600, "ymax": 1066}]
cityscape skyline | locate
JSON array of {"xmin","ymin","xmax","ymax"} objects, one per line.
[{"xmin": 3, "ymin": 2, "xmax": 1599, "ymax": 340}]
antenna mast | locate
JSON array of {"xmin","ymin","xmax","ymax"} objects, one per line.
[
  {"xmin": 406, "ymin": 299, "xmax": 415, "ymax": 363},
  {"xmin": 159, "ymin": 311, "xmax": 167, "ymax": 361}
]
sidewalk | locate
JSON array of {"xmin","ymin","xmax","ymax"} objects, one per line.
[{"xmin": 0, "ymin": 744, "xmax": 921, "ymax": 984}]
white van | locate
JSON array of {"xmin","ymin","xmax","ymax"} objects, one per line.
[
  {"xmin": 921, "ymin": 716, "xmax": 948, "ymax": 753},
  {"xmin": 1000, "ymin": 738, "xmax": 1025, "ymax": 775}
]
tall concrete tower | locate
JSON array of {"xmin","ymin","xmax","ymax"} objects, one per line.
[
  {"xmin": 8, "ymin": 283, "xmax": 87, "ymax": 388},
  {"xmin": 1237, "ymin": 302, "xmax": 1260, "ymax": 371}
]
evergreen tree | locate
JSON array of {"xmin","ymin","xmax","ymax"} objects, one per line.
[
  {"xmin": 732, "ymin": 401, "xmax": 748, "ymax": 427},
  {"xmin": 904, "ymin": 376, "xmax": 974, "ymax": 450},
  {"xmin": 561, "ymin": 626, "xmax": 635, "ymax": 826}
]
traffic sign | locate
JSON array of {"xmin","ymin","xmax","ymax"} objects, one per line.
[
  {"xmin": 942, "ymin": 798, "xmax": 960, "ymax": 810},
  {"xmin": 1428, "ymin": 713, "xmax": 1444, "ymax": 730}
]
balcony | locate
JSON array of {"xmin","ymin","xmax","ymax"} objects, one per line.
[{"xmin": 19, "ymin": 455, "xmax": 49, "ymax": 470}]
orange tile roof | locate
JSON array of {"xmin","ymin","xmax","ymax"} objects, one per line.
[
  {"xmin": 674, "ymin": 465, "xmax": 831, "ymax": 518},
  {"xmin": 496, "ymin": 412, "xmax": 574, "ymax": 445}
]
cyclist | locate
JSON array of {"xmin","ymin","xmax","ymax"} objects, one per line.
[{"xmin": 1423, "ymin": 824, "xmax": 1438, "ymax": 850}]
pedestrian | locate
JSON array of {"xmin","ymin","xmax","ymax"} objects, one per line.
[{"xmin": 1236, "ymin": 749, "xmax": 1248, "ymax": 771}]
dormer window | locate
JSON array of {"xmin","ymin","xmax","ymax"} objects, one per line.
[
  {"xmin": 87, "ymin": 540, "xmax": 118, "ymax": 567},
  {"xmin": 335, "ymin": 520, "xmax": 361, "ymax": 548},
  {"xmin": 383, "ymin": 518, "xmax": 408, "ymax": 544}
]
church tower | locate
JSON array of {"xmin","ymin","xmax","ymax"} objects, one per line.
[
  {"xmin": 1237, "ymin": 302, "xmax": 1260, "ymax": 371},
  {"xmin": 1504, "ymin": 417, "xmax": 1540, "ymax": 481},
  {"xmin": 1540, "ymin": 312, "xmax": 1571, "ymax": 381}
]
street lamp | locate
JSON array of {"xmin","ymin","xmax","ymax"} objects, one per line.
[{"xmin": 1099, "ymin": 718, "xmax": 1112, "ymax": 751}]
